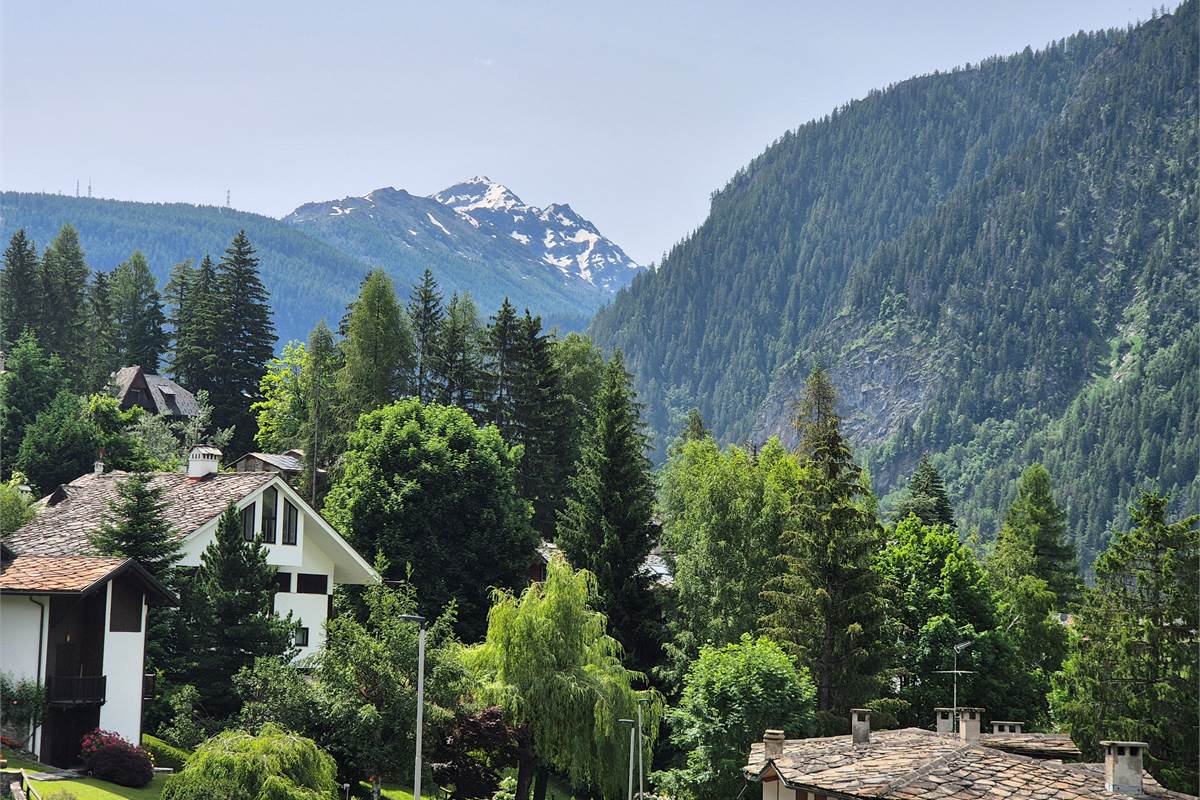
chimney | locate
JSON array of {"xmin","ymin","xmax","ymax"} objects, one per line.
[
  {"xmin": 851, "ymin": 709, "xmax": 871, "ymax": 745},
  {"xmin": 958, "ymin": 707, "xmax": 984, "ymax": 742},
  {"xmin": 763, "ymin": 730, "xmax": 785, "ymax": 759},
  {"xmin": 1101, "ymin": 741, "xmax": 1147, "ymax": 795},
  {"xmin": 187, "ymin": 446, "xmax": 221, "ymax": 479},
  {"xmin": 934, "ymin": 707, "xmax": 954, "ymax": 734},
  {"xmin": 991, "ymin": 721, "xmax": 1024, "ymax": 735},
  {"xmin": 93, "ymin": 459, "xmax": 105, "ymax": 475}
]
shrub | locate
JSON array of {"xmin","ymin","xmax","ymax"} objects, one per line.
[
  {"xmin": 157, "ymin": 684, "xmax": 209, "ymax": 751},
  {"xmin": 80, "ymin": 728, "xmax": 154, "ymax": 788},
  {"xmin": 142, "ymin": 733, "xmax": 191, "ymax": 771},
  {"xmin": 161, "ymin": 723, "xmax": 338, "ymax": 800}
]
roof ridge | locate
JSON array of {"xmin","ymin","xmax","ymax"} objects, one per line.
[{"xmin": 876, "ymin": 744, "xmax": 974, "ymax": 796}]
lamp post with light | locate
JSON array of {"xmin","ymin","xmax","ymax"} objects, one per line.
[
  {"xmin": 618, "ymin": 718, "xmax": 636, "ymax": 800},
  {"xmin": 400, "ymin": 613, "xmax": 427, "ymax": 800}
]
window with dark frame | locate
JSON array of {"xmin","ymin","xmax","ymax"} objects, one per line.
[
  {"xmin": 293, "ymin": 626, "xmax": 309, "ymax": 647},
  {"xmin": 296, "ymin": 573, "xmax": 328, "ymax": 594},
  {"xmin": 282, "ymin": 500, "xmax": 298, "ymax": 545},
  {"xmin": 241, "ymin": 503, "xmax": 256, "ymax": 541},
  {"xmin": 261, "ymin": 487, "xmax": 278, "ymax": 544},
  {"xmin": 273, "ymin": 572, "xmax": 292, "ymax": 593}
]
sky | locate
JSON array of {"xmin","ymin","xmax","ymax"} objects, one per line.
[{"xmin": 0, "ymin": 0, "xmax": 1166, "ymax": 265}]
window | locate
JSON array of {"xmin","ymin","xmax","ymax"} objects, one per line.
[
  {"xmin": 296, "ymin": 573, "xmax": 328, "ymax": 595},
  {"xmin": 282, "ymin": 500, "xmax": 299, "ymax": 545},
  {"xmin": 241, "ymin": 503, "xmax": 256, "ymax": 541},
  {"xmin": 273, "ymin": 572, "xmax": 292, "ymax": 593},
  {"xmin": 109, "ymin": 577, "xmax": 143, "ymax": 632},
  {"xmin": 293, "ymin": 626, "xmax": 309, "ymax": 647},
  {"xmin": 261, "ymin": 487, "xmax": 278, "ymax": 544}
]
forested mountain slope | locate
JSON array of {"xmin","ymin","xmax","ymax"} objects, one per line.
[
  {"xmin": 0, "ymin": 193, "xmax": 361, "ymax": 345},
  {"xmin": 591, "ymin": 4, "xmax": 1197, "ymax": 563}
]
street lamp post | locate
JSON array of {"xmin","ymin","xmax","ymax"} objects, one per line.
[
  {"xmin": 401, "ymin": 614, "xmax": 428, "ymax": 800},
  {"xmin": 618, "ymin": 719, "xmax": 636, "ymax": 800},
  {"xmin": 635, "ymin": 697, "xmax": 650, "ymax": 800}
]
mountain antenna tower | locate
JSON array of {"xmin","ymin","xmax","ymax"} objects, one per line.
[{"xmin": 226, "ymin": 189, "xmax": 231, "ymax": 207}]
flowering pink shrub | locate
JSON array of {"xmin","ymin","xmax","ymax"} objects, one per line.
[{"xmin": 80, "ymin": 728, "xmax": 154, "ymax": 787}]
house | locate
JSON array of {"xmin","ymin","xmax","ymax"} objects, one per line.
[
  {"xmin": 744, "ymin": 708, "xmax": 1196, "ymax": 799},
  {"xmin": 530, "ymin": 539, "xmax": 674, "ymax": 586},
  {"xmin": 231, "ymin": 449, "xmax": 310, "ymax": 479},
  {"xmin": 0, "ymin": 447, "xmax": 379, "ymax": 767},
  {"xmin": 111, "ymin": 366, "xmax": 198, "ymax": 418},
  {"xmin": 0, "ymin": 548, "xmax": 175, "ymax": 767}
]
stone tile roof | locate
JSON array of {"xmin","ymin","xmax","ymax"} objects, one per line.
[
  {"xmin": 242, "ymin": 452, "xmax": 304, "ymax": 473},
  {"xmin": 112, "ymin": 366, "xmax": 199, "ymax": 417},
  {"xmin": 746, "ymin": 728, "xmax": 1195, "ymax": 799},
  {"xmin": 0, "ymin": 555, "xmax": 127, "ymax": 593},
  {"xmin": 980, "ymin": 731, "xmax": 1082, "ymax": 760},
  {"xmin": 6, "ymin": 471, "xmax": 276, "ymax": 557}
]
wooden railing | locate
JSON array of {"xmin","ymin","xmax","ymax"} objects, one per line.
[{"xmin": 45, "ymin": 674, "xmax": 106, "ymax": 705}]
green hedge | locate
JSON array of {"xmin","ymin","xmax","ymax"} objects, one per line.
[{"xmin": 142, "ymin": 734, "xmax": 191, "ymax": 771}]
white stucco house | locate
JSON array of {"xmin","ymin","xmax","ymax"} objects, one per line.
[{"xmin": 0, "ymin": 447, "xmax": 378, "ymax": 766}]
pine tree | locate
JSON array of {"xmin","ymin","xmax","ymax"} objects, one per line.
[
  {"xmin": 0, "ymin": 331, "xmax": 69, "ymax": 477},
  {"xmin": 893, "ymin": 453, "xmax": 955, "ymax": 527},
  {"xmin": 510, "ymin": 311, "xmax": 571, "ymax": 539},
  {"xmin": 1050, "ymin": 492, "xmax": 1199, "ymax": 793},
  {"xmin": 37, "ymin": 224, "xmax": 89, "ymax": 376},
  {"xmin": 680, "ymin": 408, "xmax": 709, "ymax": 444},
  {"xmin": 991, "ymin": 463, "xmax": 1081, "ymax": 608},
  {"xmin": 110, "ymin": 251, "xmax": 168, "ymax": 371},
  {"xmin": 556, "ymin": 351, "xmax": 659, "ymax": 670},
  {"xmin": 408, "ymin": 269, "xmax": 444, "ymax": 402},
  {"xmin": 214, "ymin": 232, "xmax": 277, "ymax": 453},
  {"xmin": 486, "ymin": 298, "xmax": 521, "ymax": 433},
  {"xmin": 1, "ymin": 229, "xmax": 41, "ymax": 348},
  {"xmin": 302, "ymin": 320, "xmax": 340, "ymax": 502},
  {"xmin": 437, "ymin": 292, "xmax": 487, "ymax": 417},
  {"xmin": 759, "ymin": 367, "xmax": 885, "ymax": 727},
  {"xmin": 91, "ymin": 472, "xmax": 181, "ymax": 584},
  {"xmin": 184, "ymin": 503, "xmax": 293, "ymax": 719},
  {"xmin": 81, "ymin": 271, "xmax": 119, "ymax": 393},
  {"xmin": 337, "ymin": 269, "xmax": 415, "ymax": 419}
]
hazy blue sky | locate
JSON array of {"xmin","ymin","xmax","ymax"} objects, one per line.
[{"xmin": 1, "ymin": 1, "xmax": 1164, "ymax": 263}]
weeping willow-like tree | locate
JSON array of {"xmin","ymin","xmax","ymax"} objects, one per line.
[{"xmin": 465, "ymin": 554, "xmax": 661, "ymax": 800}]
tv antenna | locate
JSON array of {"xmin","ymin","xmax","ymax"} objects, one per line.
[
  {"xmin": 226, "ymin": 189, "xmax": 231, "ymax": 208},
  {"xmin": 934, "ymin": 640, "xmax": 975, "ymax": 732}
]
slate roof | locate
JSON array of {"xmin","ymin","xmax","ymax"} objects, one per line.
[
  {"xmin": 238, "ymin": 451, "xmax": 305, "ymax": 473},
  {"xmin": 112, "ymin": 366, "xmax": 199, "ymax": 417},
  {"xmin": 979, "ymin": 731, "xmax": 1082, "ymax": 760},
  {"xmin": 6, "ymin": 471, "xmax": 276, "ymax": 557},
  {"xmin": 745, "ymin": 728, "xmax": 1195, "ymax": 799}
]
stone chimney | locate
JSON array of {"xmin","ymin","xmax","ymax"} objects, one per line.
[
  {"xmin": 958, "ymin": 707, "xmax": 984, "ymax": 742},
  {"xmin": 187, "ymin": 446, "xmax": 221, "ymax": 479},
  {"xmin": 1101, "ymin": 741, "xmax": 1147, "ymax": 795},
  {"xmin": 934, "ymin": 707, "xmax": 955, "ymax": 734},
  {"xmin": 991, "ymin": 721, "xmax": 1024, "ymax": 734},
  {"xmin": 93, "ymin": 459, "xmax": 105, "ymax": 475},
  {"xmin": 851, "ymin": 709, "xmax": 871, "ymax": 745},
  {"xmin": 763, "ymin": 730, "xmax": 785, "ymax": 759}
]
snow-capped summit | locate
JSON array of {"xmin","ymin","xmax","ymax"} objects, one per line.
[{"xmin": 430, "ymin": 177, "xmax": 642, "ymax": 291}]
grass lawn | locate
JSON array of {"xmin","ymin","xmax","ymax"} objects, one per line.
[
  {"xmin": 2, "ymin": 754, "xmax": 167, "ymax": 800},
  {"xmin": 358, "ymin": 781, "xmax": 415, "ymax": 800}
]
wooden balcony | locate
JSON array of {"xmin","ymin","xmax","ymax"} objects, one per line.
[{"xmin": 46, "ymin": 675, "xmax": 106, "ymax": 706}]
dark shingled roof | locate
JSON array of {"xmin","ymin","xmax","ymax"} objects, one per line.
[
  {"xmin": 112, "ymin": 366, "xmax": 199, "ymax": 417},
  {"xmin": 6, "ymin": 471, "xmax": 276, "ymax": 557},
  {"xmin": 745, "ymin": 728, "xmax": 1195, "ymax": 799}
]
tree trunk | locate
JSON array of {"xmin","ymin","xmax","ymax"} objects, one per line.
[
  {"xmin": 532, "ymin": 763, "xmax": 550, "ymax": 800},
  {"xmin": 515, "ymin": 753, "xmax": 534, "ymax": 800}
]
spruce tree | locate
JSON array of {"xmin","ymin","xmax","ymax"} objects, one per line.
[
  {"xmin": 170, "ymin": 255, "xmax": 221, "ymax": 392},
  {"xmin": 408, "ymin": 269, "xmax": 444, "ymax": 402},
  {"xmin": 110, "ymin": 251, "xmax": 168, "ymax": 371},
  {"xmin": 302, "ymin": 320, "xmax": 340, "ymax": 502},
  {"xmin": 1050, "ymin": 492, "xmax": 1199, "ymax": 793},
  {"xmin": 893, "ymin": 453, "xmax": 955, "ymax": 527},
  {"xmin": 184, "ymin": 503, "xmax": 292, "ymax": 719},
  {"xmin": 214, "ymin": 232, "xmax": 277, "ymax": 453},
  {"xmin": 91, "ymin": 472, "xmax": 181, "ymax": 584},
  {"xmin": 81, "ymin": 271, "xmax": 119, "ymax": 393},
  {"xmin": 510, "ymin": 311, "xmax": 571, "ymax": 539},
  {"xmin": 991, "ymin": 463, "xmax": 1081, "ymax": 608},
  {"xmin": 486, "ymin": 298, "xmax": 521, "ymax": 432},
  {"xmin": 37, "ymin": 224, "xmax": 90, "ymax": 376},
  {"xmin": 437, "ymin": 292, "xmax": 487, "ymax": 417},
  {"xmin": 759, "ymin": 367, "xmax": 885, "ymax": 727},
  {"xmin": 1, "ymin": 229, "xmax": 41, "ymax": 348},
  {"xmin": 337, "ymin": 269, "xmax": 415, "ymax": 419},
  {"xmin": 0, "ymin": 331, "xmax": 69, "ymax": 477},
  {"xmin": 680, "ymin": 408, "xmax": 709, "ymax": 444},
  {"xmin": 556, "ymin": 351, "xmax": 659, "ymax": 670}
]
